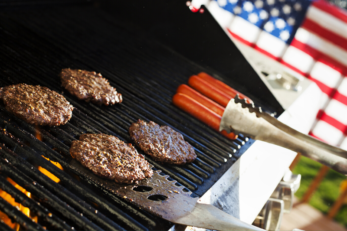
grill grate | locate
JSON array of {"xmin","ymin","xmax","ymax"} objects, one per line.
[{"xmin": 0, "ymin": 3, "xmax": 259, "ymax": 230}]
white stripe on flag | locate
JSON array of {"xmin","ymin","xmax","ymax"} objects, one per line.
[
  {"xmin": 282, "ymin": 46, "xmax": 315, "ymax": 73},
  {"xmin": 255, "ymin": 31, "xmax": 287, "ymax": 58},
  {"xmin": 319, "ymin": 93, "xmax": 330, "ymax": 110},
  {"xmin": 306, "ymin": 6, "xmax": 347, "ymax": 40},
  {"xmin": 295, "ymin": 28, "xmax": 347, "ymax": 66},
  {"xmin": 311, "ymin": 120, "xmax": 344, "ymax": 145},
  {"xmin": 309, "ymin": 62, "xmax": 343, "ymax": 88},
  {"xmin": 208, "ymin": 1, "xmax": 234, "ymax": 28},
  {"xmin": 311, "ymin": 119, "xmax": 319, "ymax": 132},
  {"xmin": 324, "ymin": 99, "xmax": 347, "ymax": 125},
  {"xmin": 228, "ymin": 16, "xmax": 261, "ymax": 43},
  {"xmin": 339, "ymin": 137, "xmax": 347, "ymax": 150},
  {"xmin": 337, "ymin": 77, "xmax": 347, "ymax": 95},
  {"xmin": 283, "ymin": 68, "xmax": 305, "ymax": 80}
]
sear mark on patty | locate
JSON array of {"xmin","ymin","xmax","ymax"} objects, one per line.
[
  {"xmin": 0, "ymin": 84, "xmax": 73, "ymax": 126},
  {"xmin": 60, "ymin": 68, "xmax": 122, "ymax": 106},
  {"xmin": 70, "ymin": 133, "xmax": 153, "ymax": 184},
  {"xmin": 129, "ymin": 120, "xmax": 197, "ymax": 165}
]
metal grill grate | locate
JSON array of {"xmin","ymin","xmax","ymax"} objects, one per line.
[{"xmin": 0, "ymin": 3, "xmax": 257, "ymax": 230}]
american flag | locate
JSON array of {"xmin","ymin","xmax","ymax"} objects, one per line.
[{"xmin": 191, "ymin": 0, "xmax": 347, "ymax": 149}]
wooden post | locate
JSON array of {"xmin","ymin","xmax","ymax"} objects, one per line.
[
  {"xmin": 289, "ymin": 153, "xmax": 301, "ymax": 171},
  {"xmin": 301, "ymin": 165, "xmax": 329, "ymax": 203},
  {"xmin": 327, "ymin": 181, "xmax": 347, "ymax": 219}
]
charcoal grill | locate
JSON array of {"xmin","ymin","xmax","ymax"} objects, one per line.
[{"xmin": 0, "ymin": 0, "xmax": 290, "ymax": 230}]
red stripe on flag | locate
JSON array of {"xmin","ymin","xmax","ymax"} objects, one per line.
[
  {"xmin": 301, "ymin": 18, "xmax": 347, "ymax": 52},
  {"xmin": 333, "ymin": 91, "xmax": 347, "ymax": 106},
  {"xmin": 316, "ymin": 109, "xmax": 324, "ymax": 119},
  {"xmin": 290, "ymin": 38, "xmax": 320, "ymax": 59},
  {"xmin": 307, "ymin": 76, "xmax": 337, "ymax": 97},
  {"xmin": 291, "ymin": 39, "xmax": 347, "ymax": 75},
  {"xmin": 317, "ymin": 110, "xmax": 347, "ymax": 133},
  {"xmin": 227, "ymin": 29, "xmax": 254, "ymax": 47},
  {"xmin": 312, "ymin": 0, "xmax": 347, "ymax": 24},
  {"xmin": 226, "ymin": 29, "xmax": 282, "ymax": 61}
]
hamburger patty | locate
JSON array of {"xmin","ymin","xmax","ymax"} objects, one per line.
[
  {"xmin": 0, "ymin": 84, "xmax": 73, "ymax": 126},
  {"xmin": 60, "ymin": 68, "xmax": 122, "ymax": 105},
  {"xmin": 70, "ymin": 133, "xmax": 153, "ymax": 184},
  {"xmin": 129, "ymin": 120, "xmax": 197, "ymax": 165}
]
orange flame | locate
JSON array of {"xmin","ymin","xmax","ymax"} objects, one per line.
[
  {"xmin": 38, "ymin": 167, "xmax": 60, "ymax": 183},
  {"xmin": 35, "ymin": 126, "xmax": 63, "ymax": 183},
  {"xmin": 0, "ymin": 178, "xmax": 32, "ymax": 230},
  {"xmin": 0, "ymin": 126, "xmax": 65, "ymax": 227},
  {"xmin": 41, "ymin": 156, "xmax": 63, "ymax": 171},
  {"xmin": 0, "ymin": 127, "xmax": 64, "ymax": 227},
  {"xmin": 35, "ymin": 126, "xmax": 42, "ymax": 141},
  {"xmin": 39, "ymin": 156, "xmax": 63, "ymax": 184}
]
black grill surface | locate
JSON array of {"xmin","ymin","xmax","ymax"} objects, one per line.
[{"xmin": 0, "ymin": 2, "xmax": 260, "ymax": 230}]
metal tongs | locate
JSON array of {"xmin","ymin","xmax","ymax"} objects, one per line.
[{"xmin": 220, "ymin": 96, "xmax": 347, "ymax": 176}]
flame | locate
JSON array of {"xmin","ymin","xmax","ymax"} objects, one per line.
[
  {"xmin": 35, "ymin": 126, "xmax": 42, "ymax": 141},
  {"xmin": 0, "ymin": 178, "xmax": 32, "ymax": 230},
  {"xmin": 39, "ymin": 156, "xmax": 63, "ymax": 183},
  {"xmin": 0, "ymin": 128, "xmax": 63, "ymax": 227},
  {"xmin": 35, "ymin": 126, "xmax": 62, "ymax": 183},
  {"xmin": 38, "ymin": 167, "xmax": 60, "ymax": 183},
  {"xmin": 41, "ymin": 156, "xmax": 63, "ymax": 171}
]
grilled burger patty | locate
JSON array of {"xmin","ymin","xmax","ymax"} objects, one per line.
[
  {"xmin": 60, "ymin": 68, "xmax": 122, "ymax": 105},
  {"xmin": 129, "ymin": 120, "xmax": 197, "ymax": 165},
  {"xmin": 0, "ymin": 84, "xmax": 73, "ymax": 126},
  {"xmin": 70, "ymin": 133, "xmax": 153, "ymax": 184}
]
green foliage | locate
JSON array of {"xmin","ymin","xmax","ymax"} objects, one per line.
[{"xmin": 292, "ymin": 156, "xmax": 347, "ymax": 227}]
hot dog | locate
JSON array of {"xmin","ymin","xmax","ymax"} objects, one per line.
[
  {"xmin": 176, "ymin": 84, "xmax": 224, "ymax": 116},
  {"xmin": 188, "ymin": 75, "xmax": 231, "ymax": 107},
  {"xmin": 172, "ymin": 93, "xmax": 237, "ymax": 140},
  {"xmin": 197, "ymin": 72, "xmax": 253, "ymax": 104}
]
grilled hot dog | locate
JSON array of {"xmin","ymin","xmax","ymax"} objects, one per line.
[
  {"xmin": 190, "ymin": 73, "xmax": 253, "ymax": 105},
  {"xmin": 172, "ymin": 93, "xmax": 237, "ymax": 140},
  {"xmin": 176, "ymin": 84, "xmax": 225, "ymax": 116}
]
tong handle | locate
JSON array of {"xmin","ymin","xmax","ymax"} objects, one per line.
[
  {"xmin": 220, "ymin": 100, "xmax": 347, "ymax": 175},
  {"xmin": 174, "ymin": 203, "xmax": 263, "ymax": 231}
]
